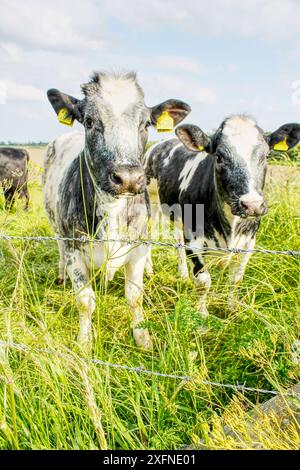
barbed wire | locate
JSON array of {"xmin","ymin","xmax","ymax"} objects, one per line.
[
  {"xmin": 1, "ymin": 340, "xmax": 299, "ymax": 398},
  {"xmin": 0, "ymin": 234, "xmax": 299, "ymax": 398},
  {"xmin": 0, "ymin": 233, "xmax": 299, "ymax": 256}
]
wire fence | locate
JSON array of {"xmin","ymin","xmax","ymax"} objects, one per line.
[
  {"xmin": 1, "ymin": 232, "xmax": 300, "ymax": 256},
  {"xmin": 0, "ymin": 231, "xmax": 299, "ymax": 400},
  {"xmin": 1, "ymin": 340, "xmax": 299, "ymax": 398}
]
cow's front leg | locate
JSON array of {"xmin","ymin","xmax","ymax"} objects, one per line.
[
  {"xmin": 174, "ymin": 218, "xmax": 189, "ymax": 279},
  {"xmin": 65, "ymin": 248, "xmax": 95, "ymax": 344},
  {"xmin": 144, "ymin": 246, "xmax": 153, "ymax": 275},
  {"xmin": 187, "ymin": 248, "xmax": 210, "ymax": 317},
  {"xmin": 56, "ymin": 239, "xmax": 66, "ymax": 285},
  {"xmin": 125, "ymin": 249, "xmax": 152, "ymax": 349},
  {"xmin": 228, "ymin": 236, "xmax": 255, "ymax": 310},
  {"xmin": 20, "ymin": 184, "xmax": 29, "ymax": 211}
]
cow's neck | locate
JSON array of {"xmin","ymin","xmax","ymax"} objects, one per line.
[
  {"xmin": 210, "ymin": 172, "xmax": 231, "ymax": 240},
  {"xmin": 214, "ymin": 182, "xmax": 260, "ymax": 246}
]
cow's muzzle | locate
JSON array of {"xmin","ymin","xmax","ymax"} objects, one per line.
[
  {"xmin": 109, "ymin": 165, "xmax": 146, "ymax": 196},
  {"xmin": 237, "ymin": 193, "xmax": 268, "ymax": 217}
]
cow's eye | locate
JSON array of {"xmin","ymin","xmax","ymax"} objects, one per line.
[
  {"xmin": 216, "ymin": 151, "xmax": 224, "ymax": 163},
  {"xmin": 85, "ymin": 118, "xmax": 93, "ymax": 129}
]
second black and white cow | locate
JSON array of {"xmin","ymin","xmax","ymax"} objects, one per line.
[
  {"xmin": 0, "ymin": 147, "xmax": 29, "ymax": 210},
  {"xmin": 145, "ymin": 115, "xmax": 300, "ymax": 314},
  {"xmin": 43, "ymin": 71, "xmax": 190, "ymax": 348}
]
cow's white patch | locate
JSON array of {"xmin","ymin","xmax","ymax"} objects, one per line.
[
  {"xmin": 222, "ymin": 115, "xmax": 260, "ymax": 162},
  {"xmin": 101, "ymin": 75, "xmax": 139, "ymax": 116},
  {"xmin": 143, "ymin": 138, "xmax": 176, "ymax": 168},
  {"xmin": 179, "ymin": 152, "xmax": 207, "ymax": 193},
  {"xmin": 163, "ymin": 142, "xmax": 182, "ymax": 167}
]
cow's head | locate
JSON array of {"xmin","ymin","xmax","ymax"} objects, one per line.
[
  {"xmin": 176, "ymin": 116, "xmax": 300, "ymax": 218},
  {"xmin": 47, "ymin": 72, "xmax": 190, "ymax": 198}
]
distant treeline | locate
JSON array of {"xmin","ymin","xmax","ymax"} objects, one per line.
[{"xmin": 0, "ymin": 141, "xmax": 48, "ymax": 147}]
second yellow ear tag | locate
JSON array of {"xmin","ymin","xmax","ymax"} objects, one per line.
[
  {"xmin": 198, "ymin": 145, "xmax": 205, "ymax": 151},
  {"xmin": 156, "ymin": 111, "xmax": 174, "ymax": 132},
  {"xmin": 273, "ymin": 136, "xmax": 289, "ymax": 151},
  {"xmin": 58, "ymin": 108, "xmax": 74, "ymax": 126}
]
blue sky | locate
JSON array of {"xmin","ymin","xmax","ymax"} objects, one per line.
[{"xmin": 0, "ymin": 0, "xmax": 299, "ymax": 141}]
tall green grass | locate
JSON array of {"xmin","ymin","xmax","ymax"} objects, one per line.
[{"xmin": 0, "ymin": 164, "xmax": 299, "ymax": 449}]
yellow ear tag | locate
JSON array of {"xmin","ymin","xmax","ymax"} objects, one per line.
[
  {"xmin": 58, "ymin": 108, "xmax": 74, "ymax": 126},
  {"xmin": 273, "ymin": 136, "xmax": 289, "ymax": 151},
  {"xmin": 198, "ymin": 145, "xmax": 205, "ymax": 151},
  {"xmin": 156, "ymin": 111, "xmax": 174, "ymax": 133}
]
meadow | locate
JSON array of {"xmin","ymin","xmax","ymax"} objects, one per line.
[{"xmin": 0, "ymin": 147, "xmax": 299, "ymax": 450}]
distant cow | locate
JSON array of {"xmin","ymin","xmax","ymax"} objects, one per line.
[
  {"xmin": 0, "ymin": 147, "xmax": 29, "ymax": 210},
  {"xmin": 43, "ymin": 71, "xmax": 190, "ymax": 348},
  {"xmin": 145, "ymin": 115, "xmax": 300, "ymax": 315}
]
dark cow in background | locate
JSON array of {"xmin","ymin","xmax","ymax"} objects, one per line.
[
  {"xmin": 145, "ymin": 115, "xmax": 300, "ymax": 315},
  {"xmin": 43, "ymin": 70, "xmax": 190, "ymax": 348},
  {"xmin": 0, "ymin": 147, "xmax": 29, "ymax": 210}
]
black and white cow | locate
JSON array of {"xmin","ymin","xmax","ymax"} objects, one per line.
[
  {"xmin": 0, "ymin": 147, "xmax": 29, "ymax": 210},
  {"xmin": 43, "ymin": 71, "xmax": 190, "ymax": 348},
  {"xmin": 145, "ymin": 115, "xmax": 300, "ymax": 315}
]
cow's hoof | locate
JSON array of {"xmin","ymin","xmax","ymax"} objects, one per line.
[
  {"xmin": 178, "ymin": 268, "xmax": 189, "ymax": 279},
  {"xmin": 228, "ymin": 291, "xmax": 239, "ymax": 312},
  {"xmin": 55, "ymin": 276, "xmax": 65, "ymax": 286},
  {"xmin": 144, "ymin": 264, "xmax": 154, "ymax": 276},
  {"xmin": 77, "ymin": 333, "xmax": 92, "ymax": 354},
  {"xmin": 196, "ymin": 304, "xmax": 209, "ymax": 318},
  {"xmin": 133, "ymin": 329, "xmax": 153, "ymax": 350}
]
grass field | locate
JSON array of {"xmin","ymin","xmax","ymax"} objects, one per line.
[{"xmin": 0, "ymin": 151, "xmax": 299, "ymax": 450}]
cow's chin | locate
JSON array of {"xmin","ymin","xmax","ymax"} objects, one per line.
[
  {"xmin": 101, "ymin": 187, "xmax": 140, "ymax": 201},
  {"xmin": 229, "ymin": 203, "xmax": 259, "ymax": 219},
  {"xmin": 231, "ymin": 208, "xmax": 260, "ymax": 219},
  {"xmin": 116, "ymin": 192, "xmax": 136, "ymax": 200}
]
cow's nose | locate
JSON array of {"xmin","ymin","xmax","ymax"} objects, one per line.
[
  {"xmin": 240, "ymin": 194, "xmax": 267, "ymax": 217},
  {"xmin": 110, "ymin": 166, "xmax": 145, "ymax": 195}
]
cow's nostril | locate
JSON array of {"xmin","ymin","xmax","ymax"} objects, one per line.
[
  {"xmin": 111, "ymin": 172, "xmax": 123, "ymax": 186},
  {"xmin": 240, "ymin": 200, "xmax": 248, "ymax": 210}
]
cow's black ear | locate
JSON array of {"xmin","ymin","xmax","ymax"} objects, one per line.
[
  {"xmin": 266, "ymin": 123, "xmax": 300, "ymax": 151},
  {"xmin": 47, "ymin": 89, "xmax": 84, "ymax": 126},
  {"xmin": 150, "ymin": 99, "xmax": 191, "ymax": 132},
  {"xmin": 175, "ymin": 124, "xmax": 210, "ymax": 152}
]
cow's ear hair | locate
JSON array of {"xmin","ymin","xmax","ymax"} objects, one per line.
[
  {"xmin": 150, "ymin": 100, "xmax": 191, "ymax": 131},
  {"xmin": 266, "ymin": 123, "xmax": 300, "ymax": 151},
  {"xmin": 47, "ymin": 89, "xmax": 84, "ymax": 126},
  {"xmin": 175, "ymin": 124, "xmax": 210, "ymax": 152}
]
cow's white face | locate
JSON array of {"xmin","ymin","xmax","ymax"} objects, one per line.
[
  {"xmin": 213, "ymin": 116, "xmax": 268, "ymax": 217},
  {"xmin": 47, "ymin": 71, "xmax": 191, "ymax": 198},
  {"xmin": 80, "ymin": 73, "xmax": 150, "ymax": 197},
  {"xmin": 176, "ymin": 116, "xmax": 300, "ymax": 218}
]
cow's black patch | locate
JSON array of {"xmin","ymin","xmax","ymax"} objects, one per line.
[{"xmin": 59, "ymin": 153, "xmax": 99, "ymax": 236}]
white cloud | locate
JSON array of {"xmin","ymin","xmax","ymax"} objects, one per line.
[
  {"xmin": 101, "ymin": 0, "xmax": 300, "ymax": 41},
  {"xmin": 194, "ymin": 87, "xmax": 216, "ymax": 104},
  {"xmin": 1, "ymin": 0, "xmax": 109, "ymax": 54},
  {"xmin": 0, "ymin": 80, "xmax": 44, "ymax": 102},
  {"xmin": 217, "ymin": 63, "xmax": 239, "ymax": 74},
  {"xmin": 140, "ymin": 73, "xmax": 217, "ymax": 106},
  {"xmin": 155, "ymin": 55, "xmax": 206, "ymax": 74}
]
